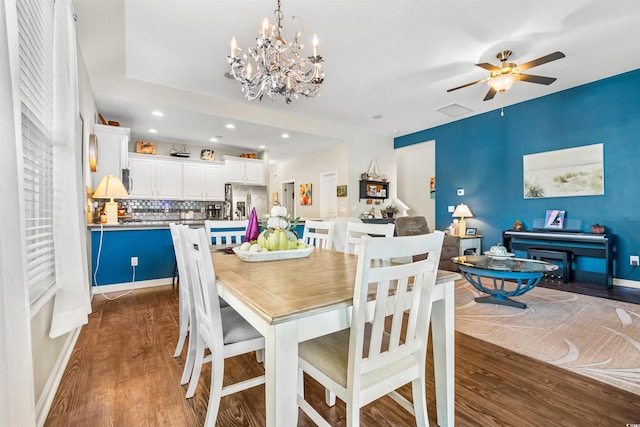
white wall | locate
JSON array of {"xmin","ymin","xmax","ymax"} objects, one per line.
[
  {"xmin": 395, "ymin": 139, "xmax": 436, "ymax": 228},
  {"xmin": 269, "ymin": 142, "xmax": 349, "ymax": 219}
]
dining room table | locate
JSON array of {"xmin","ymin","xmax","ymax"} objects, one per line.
[{"xmin": 211, "ymin": 246, "xmax": 460, "ymax": 427}]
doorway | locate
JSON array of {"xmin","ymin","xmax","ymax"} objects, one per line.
[
  {"xmin": 282, "ymin": 180, "xmax": 295, "ymax": 217},
  {"xmin": 320, "ymin": 171, "xmax": 337, "ymax": 219}
]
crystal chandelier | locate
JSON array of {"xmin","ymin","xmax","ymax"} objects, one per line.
[{"xmin": 227, "ymin": 0, "xmax": 324, "ymax": 104}]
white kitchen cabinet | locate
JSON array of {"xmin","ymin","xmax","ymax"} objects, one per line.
[
  {"xmin": 127, "ymin": 154, "xmax": 183, "ymax": 199},
  {"xmin": 127, "ymin": 156, "xmax": 155, "ymax": 198},
  {"xmin": 156, "ymin": 159, "xmax": 183, "ymax": 199},
  {"xmin": 182, "ymin": 162, "xmax": 206, "ymax": 200},
  {"xmin": 92, "ymin": 124, "xmax": 129, "ymax": 189},
  {"xmin": 224, "ymin": 156, "xmax": 264, "ymax": 185},
  {"xmin": 204, "ymin": 163, "xmax": 225, "ymax": 200},
  {"xmin": 183, "ymin": 162, "xmax": 224, "ymax": 200}
]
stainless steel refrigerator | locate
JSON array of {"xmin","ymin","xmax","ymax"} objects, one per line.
[{"xmin": 224, "ymin": 183, "xmax": 268, "ymax": 221}]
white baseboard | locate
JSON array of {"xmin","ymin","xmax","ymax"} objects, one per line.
[
  {"xmin": 91, "ymin": 277, "xmax": 173, "ymax": 295},
  {"xmin": 35, "ymin": 326, "xmax": 81, "ymax": 427},
  {"xmin": 613, "ymin": 278, "xmax": 640, "ymax": 290}
]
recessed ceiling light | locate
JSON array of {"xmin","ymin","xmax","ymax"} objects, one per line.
[
  {"xmin": 149, "ymin": 129, "xmax": 158, "ymax": 133},
  {"xmin": 372, "ymin": 114, "xmax": 383, "ymax": 119},
  {"xmin": 152, "ymin": 111, "xmax": 164, "ymax": 117},
  {"xmin": 259, "ymin": 145, "xmax": 266, "ymax": 149},
  {"xmin": 210, "ymin": 137, "xmax": 218, "ymax": 142},
  {"xmin": 225, "ymin": 123, "xmax": 235, "ymax": 129},
  {"xmin": 281, "ymin": 133, "xmax": 290, "ymax": 139}
]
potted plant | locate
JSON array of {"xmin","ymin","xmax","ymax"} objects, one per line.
[{"xmin": 384, "ymin": 204, "xmax": 399, "ymax": 218}]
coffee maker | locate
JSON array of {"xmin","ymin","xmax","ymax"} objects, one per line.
[{"xmin": 206, "ymin": 203, "xmax": 223, "ymax": 219}]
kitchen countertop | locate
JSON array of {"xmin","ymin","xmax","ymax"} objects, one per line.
[
  {"xmin": 87, "ymin": 218, "xmax": 315, "ymax": 231},
  {"xmin": 87, "ymin": 219, "xmax": 205, "ymax": 230}
]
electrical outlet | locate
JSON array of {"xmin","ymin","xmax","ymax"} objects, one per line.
[
  {"xmin": 631, "ymin": 255, "xmax": 639, "ymax": 267},
  {"xmin": 448, "ymin": 205, "xmax": 455, "ymax": 213},
  {"xmin": 131, "ymin": 256, "xmax": 138, "ymax": 267}
]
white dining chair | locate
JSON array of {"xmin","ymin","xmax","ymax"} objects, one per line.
[
  {"xmin": 344, "ymin": 221, "xmax": 395, "ymax": 254},
  {"xmin": 169, "ymin": 224, "xmax": 193, "ymax": 379},
  {"xmin": 302, "ymin": 220, "xmax": 335, "ymax": 249},
  {"xmin": 180, "ymin": 226, "xmax": 265, "ymax": 425},
  {"xmin": 297, "ymin": 231, "xmax": 445, "ymax": 427},
  {"xmin": 204, "ymin": 219, "xmax": 248, "ymax": 245}
]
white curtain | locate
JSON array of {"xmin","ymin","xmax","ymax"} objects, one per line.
[
  {"xmin": 1, "ymin": 0, "xmax": 37, "ymax": 424},
  {"xmin": 49, "ymin": 0, "xmax": 91, "ymax": 339}
]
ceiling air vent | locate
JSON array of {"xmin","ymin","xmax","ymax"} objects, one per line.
[{"xmin": 435, "ymin": 103, "xmax": 473, "ymax": 117}]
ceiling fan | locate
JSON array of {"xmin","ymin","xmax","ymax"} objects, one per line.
[{"xmin": 447, "ymin": 50, "xmax": 566, "ymax": 101}]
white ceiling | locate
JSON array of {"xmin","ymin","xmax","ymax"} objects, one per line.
[{"xmin": 73, "ymin": 0, "xmax": 640, "ymax": 162}]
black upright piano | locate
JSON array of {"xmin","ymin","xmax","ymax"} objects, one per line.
[{"xmin": 502, "ymin": 230, "xmax": 614, "ymax": 288}]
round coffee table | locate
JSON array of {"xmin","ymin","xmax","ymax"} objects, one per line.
[{"xmin": 452, "ymin": 255, "xmax": 559, "ymax": 309}]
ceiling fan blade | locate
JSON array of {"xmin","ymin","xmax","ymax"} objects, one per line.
[
  {"xmin": 476, "ymin": 62, "xmax": 501, "ymax": 72},
  {"xmin": 483, "ymin": 87, "xmax": 497, "ymax": 101},
  {"xmin": 518, "ymin": 51, "xmax": 565, "ymax": 71},
  {"xmin": 447, "ymin": 78, "xmax": 489, "ymax": 92},
  {"xmin": 519, "ymin": 74, "xmax": 557, "ymax": 85}
]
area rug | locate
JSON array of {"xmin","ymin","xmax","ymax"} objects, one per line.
[{"xmin": 454, "ymin": 280, "xmax": 640, "ymax": 395}]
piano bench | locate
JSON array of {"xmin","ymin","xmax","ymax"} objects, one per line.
[{"xmin": 527, "ymin": 249, "xmax": 572, "ymax": 283}]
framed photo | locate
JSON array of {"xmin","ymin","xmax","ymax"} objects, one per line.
[
  {"xmin": 465, "ymin": 228, "xmax": 477, "ymax": 236},
  {"xmin": 336, "ymin": 185, "xmax": 347, "ymax": 197},
  {"xmin": 272, "ymin": 192, "xmax": 279, "ymax": 205},
  {"xmin": 544, "ymin": 210, "xmax": 566, "ymax": 229}
]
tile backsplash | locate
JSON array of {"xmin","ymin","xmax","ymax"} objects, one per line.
[{"xmin": 95, "ymin": 199, "xmax": 215, "ymax": 222}]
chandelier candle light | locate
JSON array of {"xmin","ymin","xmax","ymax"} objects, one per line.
[{"xmin": 227, "ymin": 0, "xmax": 324, "ymax": 104}]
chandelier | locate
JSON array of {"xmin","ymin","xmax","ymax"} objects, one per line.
[{"xmin": 227, "ymin": 0, "xmax": 324, "ymax": 104}]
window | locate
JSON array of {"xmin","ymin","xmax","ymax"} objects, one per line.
[{"xmin": 17, "ymin": 0, "xmax": 57, "ymax": 312}]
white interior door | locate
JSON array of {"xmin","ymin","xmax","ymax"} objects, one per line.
[
  {"xmin": 282, "ymin": 181, "xmax": 295, "ymax": 217},
  {"xmin": 320, "ymin": 171, "xmax": 337, "ymax": 219}
]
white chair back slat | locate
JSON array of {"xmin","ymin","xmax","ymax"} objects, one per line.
[
  {"xmin": 302, "ymin": 220, "xmax": 335, "ymax": 249},
  {"xmin": 344, "ymin": 222, "xmax": 395, "ymax": 254},
  {"xmin": 205, "ymin": 219, "xmax": 248, "ymax": 245}
]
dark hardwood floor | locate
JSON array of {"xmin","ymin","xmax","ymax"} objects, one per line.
[{"xmin": 45, "ymin": 282, "xmax": 640, "ymax": 427}]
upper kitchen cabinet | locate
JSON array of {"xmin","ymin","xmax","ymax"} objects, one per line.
[
  {"xmin": 128, "ymin": 154, "xmax": 182, "ymax": 200},
  {"xmin": 183, "ymin": 161, "xmax": 225, "ymax": 201},
  {"xmin": 224, "ymin": 156, "xmax": 264, "ymax": 185},
  {"xmin": 92, "ymin": 124, "xmax": 129, "ymax": 190}
]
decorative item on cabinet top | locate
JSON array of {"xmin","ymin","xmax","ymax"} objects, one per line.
[
  {"xmin": 201, "ymin": 149, "xmax": 215, "ymax": 161},
  {"xmin": 170, "ymin": 145, "xmax": 191, "ymax": 158},
  {"xmin": 135, "ymin": 140, "xmax": 156, "ymax": 154},
  {"xmin": 239, "ymin": 153, "xmax": 257, "ymax": 158}
]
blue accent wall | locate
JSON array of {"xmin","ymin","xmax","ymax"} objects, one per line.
[
  {"xmin": 91, "ymin": 229, "xmax": 175, "ymax": 285},
  {"xmin": 395, "ymin": 69, "xmax": 640, "ymax": 281}
]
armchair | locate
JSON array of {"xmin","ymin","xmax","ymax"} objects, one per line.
[{"xmin": 394, "ymin": 216, "xmax": 462, "ymax": 271}]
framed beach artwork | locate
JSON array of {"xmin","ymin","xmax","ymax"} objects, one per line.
[
  {"xmin": 300, "ymin": 183, "xmax": 312, "ymax": 205},
  {"xmin": 523, "ymin": 143, "xmax": 604, "ymax": 199}
]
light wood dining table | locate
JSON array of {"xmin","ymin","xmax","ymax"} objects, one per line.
[{"xmin": 211, "ymin": 246, "xmax": 460, "ymax": 427}]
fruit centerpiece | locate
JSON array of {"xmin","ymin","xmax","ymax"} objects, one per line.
[{"xmin": 235, "ymin": 206, "xmax": 310, "ymax": 261}]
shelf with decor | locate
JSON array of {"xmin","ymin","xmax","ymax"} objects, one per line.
[{"xmin": 359, "ymin": 180, "xmax": 389, "ymax": 200}]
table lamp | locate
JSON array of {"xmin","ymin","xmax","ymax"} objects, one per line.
[
  {"xmin": 93, "ymin": 175, "xmax": 129, "ymax": 224},
  {"xmin": 452, "ymin": 203, "xmax": 473, "ymax": 236}
]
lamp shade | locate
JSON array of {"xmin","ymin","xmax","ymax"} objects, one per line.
[
  {"xmin": 93, "ymin": 175, "xmax": 129, "ymax": 200},
  {"xmin": 452, "ymin": 203, "xmax": 473, "ymax": 219}
]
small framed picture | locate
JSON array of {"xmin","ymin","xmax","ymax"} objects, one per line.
[
  {"xmin": 465, "ymin": 228, "xmax": 477, "ymax": 236},
  {"xmin": 544, "ymin": 210, "xmax": 566, "ymax": 229}
]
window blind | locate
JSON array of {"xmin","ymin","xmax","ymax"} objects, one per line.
[{"xmin": 17, "ymin": 0, "xmax": 57, "ymax": 309}]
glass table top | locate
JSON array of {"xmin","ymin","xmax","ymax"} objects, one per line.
[{"xmin": 451, "ymin": 255, "xmax": 559, "ymax": 273}]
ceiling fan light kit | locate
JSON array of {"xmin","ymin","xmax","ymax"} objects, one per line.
[
  {"xmin": 447, "ymin": 49, "xmax": 565, "ymax": 115},
  {"xmin": 227, "ymin": 0, "xmax": 324, "ymax": 104}
]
